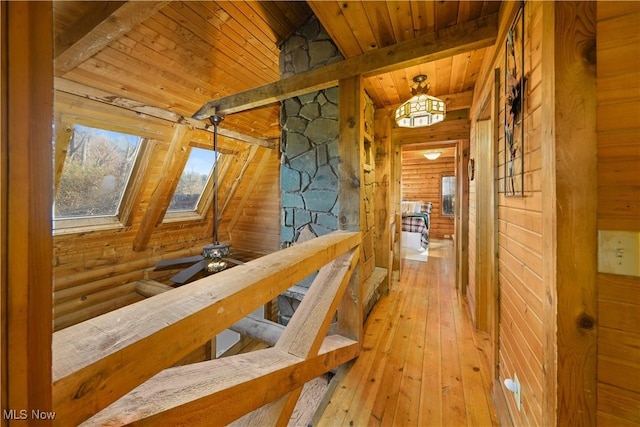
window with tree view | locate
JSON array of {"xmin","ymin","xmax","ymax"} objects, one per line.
[
  {"xmin": 167, "ymin": 147, "xmax": 219, "ymax": 213},
  {"xmin": 54, "ymin": 125, "xmax": 142, "ymax": 222},
  {"xmin": 442, "ymin": 175, "xmax": 456, "ymax": 216}
]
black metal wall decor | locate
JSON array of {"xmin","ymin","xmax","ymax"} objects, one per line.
[{"xmin": 504, "ymin": 2, "xmax": 525, "ymax": 196}]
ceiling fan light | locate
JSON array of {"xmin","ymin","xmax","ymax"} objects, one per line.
[
  {"xmin": 203, "ymin": 242, "xmax": 230, "ymax": 259},
  {"xmin": 424, "ymin": 151, "xmax": 442, "ymax": 160},
  {"xmin": 206, "ymin": 259, "xmax": 227, "ymax": 273}
]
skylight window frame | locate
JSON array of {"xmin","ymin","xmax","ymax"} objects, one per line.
[
  {"xmin": 52, "ymin": 123, "xmax": 148, "ymax": 235},
  {"xmin": 162, "ymin": 146, "xmax": 223, "ymax": 224}
]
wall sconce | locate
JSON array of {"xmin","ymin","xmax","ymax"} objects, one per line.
[{"xmin": 423, "ymin": 151, "xmax": 442, "ymax": 160}]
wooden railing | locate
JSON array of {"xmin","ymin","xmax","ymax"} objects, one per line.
[{"xmin": 52, "ymin": 231, "xmax": 362, "ymax": 426}]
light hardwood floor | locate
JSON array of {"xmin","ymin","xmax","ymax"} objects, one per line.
[{"xmin": 313, "ymin": 239, "xmax": 500, "ymax": 426}]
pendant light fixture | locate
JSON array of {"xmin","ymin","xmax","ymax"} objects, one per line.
[{"xmin": 395, "ymin": 74, "xmax": 446, "ymax": 128}]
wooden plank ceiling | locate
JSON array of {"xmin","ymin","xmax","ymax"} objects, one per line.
[{"xmin": 53, "ymin": 1, "xmax": 501, "ymax": 142}]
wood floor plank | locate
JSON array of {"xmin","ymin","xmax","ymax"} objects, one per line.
[
  {"xmin": 393, "ymin": 261, "xmax": 428, "ymax": 426},
  {"xmin": 439, "ymin": 257, "xmax": 468, "ymax": 426},
  {"xmin": 338, "ymin": 294, "xmax": 404, "ymax": 426},
  {"xmin": 316, "ymin": 294, "xmax": 400, "ymax": 426},
  {"xmin": 419, "ymin": 257, "xmax": 443, "ymax": 426},
  {"xmin": 368, "ymin": 285, "xmax": 417, "ymax": 425},
  {"xmin": 453, "ymin": 279, "xmax": 498, "ymax": 426},
  {"xmin": 314, "ymin": 239, "xmax": 499, "ymax": 427}
]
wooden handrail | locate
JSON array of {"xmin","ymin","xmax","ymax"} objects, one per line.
[{"xmin": 52, "ymin": 231, "xmax": 362, "ymax": 426}]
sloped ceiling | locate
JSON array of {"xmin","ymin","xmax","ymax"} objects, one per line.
[{"xmin": 53, "ymin": 1, "xmax": 501, "ymax": 142}]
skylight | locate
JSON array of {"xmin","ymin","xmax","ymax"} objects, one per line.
[
  {"xmin": 54, "ymin": 125, "xmax": 142, "ymax": 221},
  {"xmin": 167, "ymin": 147, "xmax": 219, "ymax": 213}
]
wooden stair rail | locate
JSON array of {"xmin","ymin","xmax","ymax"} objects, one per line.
[{"xmin": 52, "ymin": 231, "xmax": 361, "ymax": 426}]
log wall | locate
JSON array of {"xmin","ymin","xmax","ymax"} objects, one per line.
[
  {"xmin": 53, "ymin": 92, "xmax": 280, "ymax": 331},
  {"xmin": 401, "ymin": 151, "xmax": 456, "ymax": 239},
  {"xmin": 596, "ymin": 3, "xmax": 640, "ymax": 426}
]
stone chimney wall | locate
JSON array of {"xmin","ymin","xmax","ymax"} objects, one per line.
[
  {"xmin": 277, "ymin": 16, "xmax": 345, "ymax": 324},
  {"xmin": 279, "ymin": 16, "xmax": 344, "ymax": 249}
]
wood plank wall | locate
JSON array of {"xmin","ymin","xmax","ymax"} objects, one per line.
[
  {"xmin": 596, "ymin": 3, "xmax": 640, "ymax": 426},
  {"xmin": 401, "ymin": 151, "xmax": 455, "ymax": 239},
  {"xmin": 53, "ymin": 92, "xmax": 280, "ymax": 331},
  {"xmin": 469, "ymin": 1, "xmax": 547, "ymax": 424},
  {"xmin": 471, "ymin": 1, "xmax": 609, "ymax": 424},
  {"xmin": 221, "ymin": 146, "xmax": 281, "ymax": 254},
  {"xmin": 495, "ymin": 2, "xmax": 545, "ymax": 423}
]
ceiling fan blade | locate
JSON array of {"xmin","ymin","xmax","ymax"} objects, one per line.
[
  {"xmin": 170, "ymin": 259, "xmax": 208, "ymax": 285},
  {"xmin": 222, "ymin": 257, "xmax": 244, "ymax": 265},
  {"xmin": 155, "ymin": 255, "xmax": 204, "ymax": 270}
]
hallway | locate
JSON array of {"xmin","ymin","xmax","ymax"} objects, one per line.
[{"xmin": 315, "ymin": 239, "xmax": 500, "ymax": 426}]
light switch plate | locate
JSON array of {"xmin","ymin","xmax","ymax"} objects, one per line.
[{"xmin": 598, "ymin": 230, "xmax": 640, "ymax": 277}]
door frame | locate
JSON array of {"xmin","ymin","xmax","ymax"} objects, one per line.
[{"xmin": 474, "ymin": 69, "xmax": 500, "ymax": 381}]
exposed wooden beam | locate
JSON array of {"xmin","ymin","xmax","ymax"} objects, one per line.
[
  {"xmin": 337, "ymin": 75, "xmax": 365, "ymax": 344},
  {"xmin": 54, "ymin": 77, "xmax": 275, "ymax": 148},
  {"xmin": 52, "ymin": 231, "xmax": 361, "ymax": 426},
  {"xmin": 4, "ymin": 2, "xmax": 54, "ymax": 420},
  {"xmin": 84, "ymin": 337, "xmax": 358, "ymax": 426},
  {"xmin": 393, "ymin": 109, "xmax": 471, "ymax": 145},
  {"xmin": 132, "ymin": 125, "xmax": 190, "ymax": 252},
  {"xmin": 55, "ymin": 1, "xmax": 169, "ymax": 76},
  {"xmin": 193, "ymin": 13, "xmax": 499, "ymax": 118}
]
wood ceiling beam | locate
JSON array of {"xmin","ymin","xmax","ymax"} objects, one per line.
[
  {"xmin": 193, "ymin": 13, "xmax": 498, "ymax": 118},
  {"xmin": 54, "ymin": 1, "xmax": 169, "ymax": 76},
  {"xmin": 54, "ymin": 77, "xmax": 275, "ymax": 149},
  {"xmin": 392, "ymin": 109, "xmax": 471, "ymax": 145}
]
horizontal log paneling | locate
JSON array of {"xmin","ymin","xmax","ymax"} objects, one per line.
[
  {"xmin": 597, "ymin": 3, "xmax": 640, "ymax": 425},
  {"xmin": 597, "ymin": 383, "xmax": 640, "ymax": 425},
  {"xmin": 401, "ymin": 153, "xmax": 455, "ymax": 239}
]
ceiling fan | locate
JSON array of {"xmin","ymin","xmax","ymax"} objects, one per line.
[{"xmin": 154, "ymin": 113, "xmax": 243, "ymax": 285}]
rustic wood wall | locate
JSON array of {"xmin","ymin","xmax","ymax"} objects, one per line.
[
  {"xmin": 52, "ymin": 92, "xmax": 281, "ymax": 331},
  {"xmin": 2, "ymin": 1, "xmax": 55, "ymax": 420},
  {"xmin": 219, "ymin": 146, "xmax": 281, "ymax": 254},
  {"xmin": 596, "ymin": 2, "xmax": 640, "ymax": 425},
  {"xmin": 401, "ymin": 150, "xmax": 456, "ymax": 239},
  {"xmin": 470, "ymin": 1, "xmax": 613, "ymax": 425},
  {"xmin": 495, "ymin": 2, "xmax": 548, "ymax": 423},
  {"xmin": 470, "ymin": 1, "xmax": 547, "ymax": 424}
]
